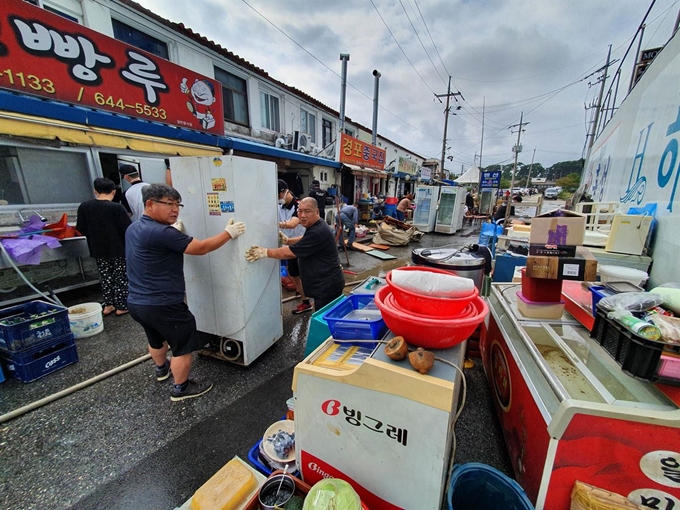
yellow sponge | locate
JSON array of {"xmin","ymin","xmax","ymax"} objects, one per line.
[{"xmin": 190, "ymin": 458, "xmax": 258, "ymax": 510}]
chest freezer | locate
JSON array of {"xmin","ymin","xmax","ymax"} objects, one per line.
[
  {"xmin": 435, "ymin": 186, "xmax": 466, "ymax": 234},
  {"xmin": 481, "ymin": 284, "xmax": 680, "ymax": 510},
  {"xmin": 171, "ymin": 155, "xmax": 282, "ymax": 365},
  {"xmin": 412, "ymin": 185, "xmax": 440, "ymax": 232},
  {"xmin": 293, "ymin": 335, "xmax": 465, "ymax": 510}
]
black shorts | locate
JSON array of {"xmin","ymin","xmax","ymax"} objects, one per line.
[
  {"xmin": 288, "ymin": 257, "xmax": 300, "ymax": 277},
  {"xmin": 128, "ymin": 302, "xmax": 204, "ymax": 356}
]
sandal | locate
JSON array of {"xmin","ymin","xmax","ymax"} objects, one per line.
[
  {"xmin": 115, "ymin": 309, "xmax": 129, "ymax": 316},
  {"xmin": 103, "ymin": 306, "xmax": 116, "ymax": 317}
]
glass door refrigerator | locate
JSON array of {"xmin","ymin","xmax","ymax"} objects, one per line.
[
  {"xmin": 481, "ymin": 283, "xmax": 680, "ymax": 510},
  {"xmin": 412, "ymin": 185, "xmax": 440, "ymax": 232},
  {"xmin": 435, "ymin": 186, "xmax": 466, "ymax": 234}
]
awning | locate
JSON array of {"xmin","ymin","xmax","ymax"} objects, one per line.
[
  {"xmin": 343, "ymin": 163, "xmax": 388, "ymax": 179},
  {"xmin": 0, "ymin": 112, "xmax": 222, "ymax": 156}
]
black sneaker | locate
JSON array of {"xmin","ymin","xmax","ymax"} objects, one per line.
[
  {"xmin": 170, "ymin": 380, "xmax": 213, "ymax": 402},
  {"xmin": 155, "ymin": 360, "xmax": 171, "ymax": 382}
]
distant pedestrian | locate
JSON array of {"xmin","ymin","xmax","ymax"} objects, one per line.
[
  {"xmin": 76, "ymin": 178, "xmax": 131, "ymax": 317},
  {"xmin": 336, "ymin": 199, "xmax": 358, "ymax": 249},
  {"xmin": 466, "ymin": 190, "xmax": 474, "ymax": 211},
  {"xmin": 309, "ymin": 179, "xmax": 329, "ymax": 221},
  {"xmin": 119, "ymin": 165, "xmax": 148, "ymax": 222},
  {"xmin": 396, "ymin": 193, "xmax": 414, "ymax": 221},
  {"xmin": 245, "ymin": 197, "xmax": 344, "ymax": 311}
]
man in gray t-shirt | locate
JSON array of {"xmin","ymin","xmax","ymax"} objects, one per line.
[{"xmin": 120, "ymin": 165, "xmax": 148, "ymax": 222}]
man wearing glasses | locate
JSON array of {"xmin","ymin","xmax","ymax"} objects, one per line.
[
  {"xmin": 126, "ymin": 183, "xmax": 246, "ymax": 401},
  {"xmin": 246, "ymin": 197, "xmax": 344, "ymax": 312}
]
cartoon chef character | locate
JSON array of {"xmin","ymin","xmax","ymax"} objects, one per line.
[{"xmin": 180, "ymin": 77, "xmax": 216, "ymax": 129}]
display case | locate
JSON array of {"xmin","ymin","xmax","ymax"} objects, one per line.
[
  {"xmin": 435, "ymin": 186, "xmax": 466, "ymax": 234},
  {"xmin": 412, "ymin": 185, "xmax": 440, "ymax": 232},
  {"xmin": 481, "ymin": 283, "xmax": 680, "ymax": 510}
]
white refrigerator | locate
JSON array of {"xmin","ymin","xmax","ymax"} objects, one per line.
[
  {"xmin": 435, "ymin": 186, "xmax": 466, "ymax": 234},
  {"xmin": 171, "ymin": 155, "xmax": 283, "ymax": 365},
  {"xmin": 412, "ymin": 185, "xmax": 440, "ymax": 232}
]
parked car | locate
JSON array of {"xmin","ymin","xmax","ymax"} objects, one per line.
[{"xmin": 544, "ymin": 187, "xmax": 559, "ymax": 199}]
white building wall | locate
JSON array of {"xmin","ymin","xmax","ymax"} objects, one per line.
[{"xmin": 584, "ymin": 31, "xmax": 680, "ymax": 288}]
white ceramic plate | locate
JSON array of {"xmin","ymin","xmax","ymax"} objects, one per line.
[{"xmin": 262, "ymin": 419, "xmax": 295, "ymax": 463}]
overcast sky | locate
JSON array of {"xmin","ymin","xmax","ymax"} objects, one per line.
[{"xmin": 135, "ymin": 0, "xmax": 679, "ymax": 174}]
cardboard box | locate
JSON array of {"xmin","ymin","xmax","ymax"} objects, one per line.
[
  {"xmin": 529, "ymin": 209, "xmax": 586, "ymax": 247},
  {"xmin": 529, "ymin": 244, "xmax": 577, "ymax": 257},
  {"xmin": 525, "ymin": 246, "xmax": 598, "ymax": 281}
]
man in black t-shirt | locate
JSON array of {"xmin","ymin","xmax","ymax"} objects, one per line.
[
  {"xmin": 308, "ymin": 179, "xmax": 329, "ymax": 221},
  {"xmin": 245, "ymin": 197, "xmax": 344, "ymax": 311}
]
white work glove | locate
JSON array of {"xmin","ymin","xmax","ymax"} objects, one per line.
[
  {"xmin": 225, "ymin": 218, "xmax": 246, "ymax": 239},
  {"xmin": 278, "ymin": 221, "xmax": 287, "ymax": 229},
  {"xmin": 245, "ymin": 246, "xmax": 268, "ymax": 262},
  {"xmin": 171, "ymin": 220, "xmax": 185, "ymax": 233},
  {"xmin": 278, "ymin": 231, "xmax": 289, "ymax": 246}
]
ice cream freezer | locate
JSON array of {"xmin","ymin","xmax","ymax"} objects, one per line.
[
  {"xmin": 292, "ymin": 334, "xmax": 465, "ymax": 510},
  {"xmin": 481, "ymin": 283, "xmax": 680, "ymax": 510}
]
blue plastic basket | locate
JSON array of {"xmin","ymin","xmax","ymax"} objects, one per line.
[
  {"xmin": 1, "ymin": 333, "xmax": 78, "ymax": 383},
  {"xmin": 304, "ymin": 295, "xmax": 346, "ymax": 357},
  {"xmin": 322, "ymin": 295, "xmax": 386, "ymax": 341},
  {"xmin": 0, "ymin": 300, "xmax": 70, "ymax": 353},
  {"xmin": 589, "ymin": 285, "xmax": 616, "ymax": 316},
  {"xmin": 447, "ymin": 463, "xmax": 534, "ymax": 510}
]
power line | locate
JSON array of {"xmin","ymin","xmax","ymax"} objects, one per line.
[
  {"xmin": 368, "ymin": 0, "xmax": 438, "ymax": 97},
  {"xmin": 397, "ymin": 0, "xmax": 448, "ymax": 85}
]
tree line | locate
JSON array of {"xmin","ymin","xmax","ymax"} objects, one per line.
[{"xmin": 481, "ymin": 158, "xmax": 584, "ymax": 192}]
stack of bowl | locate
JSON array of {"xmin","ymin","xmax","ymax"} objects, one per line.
[{"xmin": 375, "ymin": 266, "xmax": 488, "ymax": 349}]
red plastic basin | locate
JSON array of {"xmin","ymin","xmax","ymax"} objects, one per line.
[
  {"xmin": 386, "ymin": 266, "xmax": 477, "ymax": 316},
  {"xmin": 384, "ymin": 291, "xmax": 477, "ymax": 320},
  {"xmin": 375, "ymin": 286, "xmax": 488, "ymax": 349}
]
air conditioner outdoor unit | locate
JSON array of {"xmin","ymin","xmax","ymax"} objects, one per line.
[{"xmin": 294, "ymin": 131, "xmax": 311, "ymax": 152}]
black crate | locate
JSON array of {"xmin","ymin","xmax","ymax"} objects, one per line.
[{"xmin": 590, "ymin": 305, "xmax": 664, "ymax": 381}]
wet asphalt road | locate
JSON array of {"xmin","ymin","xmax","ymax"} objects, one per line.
[{"xmin": 0, "ymin": 225, "xmax": 511, "ymax": 510}]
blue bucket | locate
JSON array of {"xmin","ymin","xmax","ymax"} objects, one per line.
[{"xmin": 447, "ymin": 463, "xmax": 534, "ymax": 510}]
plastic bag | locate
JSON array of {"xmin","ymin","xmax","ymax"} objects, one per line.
[
  {"xmin": 599, "ymin": 292, "xmax": 664, "ymax": 312},
  {"xmin": 650, "ymin": 284, "xmax": 680, "ymax": 314},
  {"xmin": 390, "ymin": 269, "xmax": 475, "ymax": 297},
  {"xmin": 649, "ymin": 314, "xmax": 680, "ymax": 344},
  {"xmin": 601, "ymin": 292, "xmax": 664, "ymax": 340}
]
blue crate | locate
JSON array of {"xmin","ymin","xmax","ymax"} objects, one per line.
[
  {"xmin": 304, "ymin": 294, "xmax": 345, "ymax": 357},
  {"xmin": 1, "ymin": 333, "xmax": 78, "ymax": 383},
  {"xmin": 0, "ymin": 301, "xmax": 70, "ymax": 353},
  {"xmin": 247, "ymin": 439, "xmax": 300, "ymax": 477},
  {"xmin": 589, "ymin": 285, "xmax": 616, "ymax": 316},
  {"xmin": 322, "ymin": 295, "xmax": 386, "ymax": 341}
]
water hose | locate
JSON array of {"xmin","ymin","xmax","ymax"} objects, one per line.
[{"xmin": 0, "ymin": 354, "xmax": 151, "ymax": 424}]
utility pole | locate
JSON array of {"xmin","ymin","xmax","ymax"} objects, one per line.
[
  {"xmin": 505, "ymin": 112, "xmax": 529, "ymax": 225},
  {"xmin": 525, "ymin": 147, "xmax": 536, "ymax": 188},
  {"xmin": 435, "ymin": 76, "xmax": 463, "ymax": 180},
  {"xmin": 585, "ymin": 45, "xmax": 611, "ymax": 162}
]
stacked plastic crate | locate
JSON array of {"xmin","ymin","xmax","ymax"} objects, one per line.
[{"xmin": 0, "ymin": 301, "xmax": 78, "ymax": 382}]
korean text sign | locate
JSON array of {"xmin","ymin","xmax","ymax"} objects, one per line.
[
  {"xmin": 339, "ymin": 133, "xmax": 386, "ymax": 170},
  {"xmin": 0, "ymin": 0, "xmax": 224, "ymax": 134},
  {"xmin": 481, "ymin": 171, "xmax": 501, "ymax": 188}
]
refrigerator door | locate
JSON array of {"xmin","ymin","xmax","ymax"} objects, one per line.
[
  {"xmin": 171, "ymin": 155, "xmax": 283, "ymax": 365},
  {"xmin": 435, "ymin": 188, "xmax": 456, "ymax": 232},
  {"xmin": 413, "ymin": 185, "xmax": 439, "ymax": 232}
]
